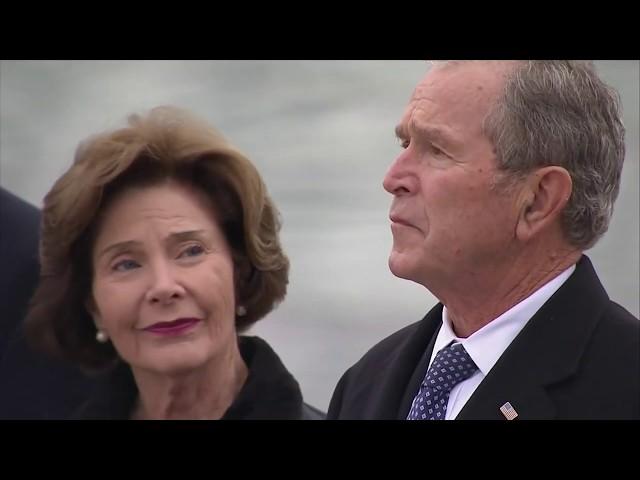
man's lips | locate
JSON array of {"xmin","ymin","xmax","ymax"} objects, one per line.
[{"xmin": 390, "ymin": 214, "xmax": 415, "ymax": 228}]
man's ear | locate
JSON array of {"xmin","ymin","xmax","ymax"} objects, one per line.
[{"xmin": 516, "ymin": 166, "xmax": 572, "ymax": 242}]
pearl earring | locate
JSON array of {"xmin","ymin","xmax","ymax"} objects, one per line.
[
  {"xmin": 96, "ymin": 330, "xmax": 109, "ymax": 343},
  {"xmin": 236, "ymin": 305, "xmax": 247, "ymax": 317}
]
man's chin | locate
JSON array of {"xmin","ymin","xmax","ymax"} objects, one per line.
[{"xmin": 388, "ymin": 251, "xmax": 416, "ymax": 281}]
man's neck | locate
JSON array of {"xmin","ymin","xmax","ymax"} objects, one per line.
[{"xmin": 432, "ymin": 248, "xmax": 581, "ymax": 338}]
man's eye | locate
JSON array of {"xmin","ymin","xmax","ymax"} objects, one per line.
[
  {"xmin": 428, "ymin": 143, "xmax": 447, "ymax": 157},
  {"xmin": 398, "ymin": 138, "xmax": 410, "ymax": 149}
]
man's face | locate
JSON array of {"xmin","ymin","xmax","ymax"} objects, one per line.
[{"xmin": 383, "ymin": 62, "xmax": 524, "ymax": 291}]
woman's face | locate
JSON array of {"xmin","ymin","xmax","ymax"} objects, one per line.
[{"xmin": 89, "ymin": 180, "xmax": 238, "ymax": 376}]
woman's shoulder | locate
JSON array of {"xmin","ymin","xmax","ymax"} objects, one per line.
[
  {"xmin": 71, "ymin": 362, "xmax": 137, "ymax": 420},
  {"xmin": 237, "ymin": 335, "xmax": 326, "ymax": 420}
]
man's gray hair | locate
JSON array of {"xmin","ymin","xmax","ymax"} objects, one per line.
[{"xmin": 434, "ymin": 60, "xmax": 626, "ymax": 250}]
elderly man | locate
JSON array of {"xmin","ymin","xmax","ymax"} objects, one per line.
[{"xmin": 328, "ymin": 61, "xmax": 639, "ymax": 420}]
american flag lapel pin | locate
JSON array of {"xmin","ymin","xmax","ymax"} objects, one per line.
[{"xmin": 500, "ymin": 401, "xmax": 518, "ymax": 420}]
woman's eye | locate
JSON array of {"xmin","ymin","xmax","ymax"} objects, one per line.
[
  {"xmin": 179, "ymin": 244, "xmax": 205, "ymax": 258},
  {"xmin": 113, "ymin": 259, "xmax": 140, "ymax": 271}
]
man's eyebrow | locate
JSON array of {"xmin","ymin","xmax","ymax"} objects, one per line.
[
  {"xmin": 396, "ymin": 121, "xmax": 459, "ymax": 148},
  {"xmin": 395, "ymin": 124, "xmax": 407, "ymax": 140}
]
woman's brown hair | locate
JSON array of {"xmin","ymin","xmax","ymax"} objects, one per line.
[{"xmin": 26, "ymin": 106, "xmax": 289, "ymax": 370}]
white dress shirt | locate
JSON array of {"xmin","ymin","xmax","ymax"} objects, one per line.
[{"xmin": 428, "ymin": 264, "xmax": 576, "ymax": 419}]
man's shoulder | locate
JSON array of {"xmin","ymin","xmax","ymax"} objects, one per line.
[
  {"xmin": 596, "ymin": 300, "xmax": 639, "ymax": 352},
  {"xmin": 572, "ymin": 255, "xmax": 639, "ymax": 351},
  {"xmin": 327, "ymin": 311, "xmax": 440, "ymax": 419},
  {"xmin": 604, "ymin": 300, "xmax": 639, "ymax": 324},
  {"xmin": 0, "ymin": 188, "xmax": 41, "ymax": 354},
  {"xmin": 358, "ymin": 320, "xmax": 426, "ymax": 362},
  {"xmin": 0, "ymin": 187, "xmax": 40, "ymax": 260},
  {"xmin": 345, "ymin": 307, "xmax": 441, "ymax": 377},
  {"xmin": 566, "ymin": 299, "xmax": 639, "ymax": 417},
  {"xmin": 0, "ymin": 187, "xmax": 39, "ymax": 228}
]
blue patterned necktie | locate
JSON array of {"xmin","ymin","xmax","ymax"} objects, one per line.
[{"xmin": 407, "ymin": 342, "xmax": 478, "ymax": 420}]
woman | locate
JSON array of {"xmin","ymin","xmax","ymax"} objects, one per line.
[{"xmin": 25, "ymin": 106, "xmax": 324, "ymax": 420}]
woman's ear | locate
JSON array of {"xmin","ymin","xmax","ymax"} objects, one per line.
[
  {"xmin": 516, "ymin": 166, "xmax": 573, "ymax": 242},
  {"xmin": 85, "ymin": 296, "xmax": 102, "ymax": 329},
  {"xmin": 233, "ymin": 256, "xmax": 253, "ymax": 304},
  {"xmin": 86, "ymin": 296, "xmax": 109, "ymax": 342}
]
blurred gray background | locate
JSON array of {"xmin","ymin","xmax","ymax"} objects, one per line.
[{"xmin": 1, "ymin": 60, "xmax": 638, "ymax": 411}]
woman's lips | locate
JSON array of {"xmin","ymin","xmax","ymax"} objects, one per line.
[{"xmin": 143, "ymin": 318, "xmax": 202, "ymax": 336}]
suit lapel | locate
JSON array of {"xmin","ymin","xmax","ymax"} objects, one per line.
[
  {"xmin": 364, "ymin": 305, "xmax": 443, "ymax": 419},
  {"xmin": 396, "ymin": 322, "xmax": 441, "ymax": 419}
]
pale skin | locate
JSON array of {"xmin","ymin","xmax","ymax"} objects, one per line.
[
  {"xmin": 384, "ymin": 61, "xmax": 581, "ymax": 338},
  {"xmin": 89, "ymin": 180, "xmax": 248, "ymax": 419}
]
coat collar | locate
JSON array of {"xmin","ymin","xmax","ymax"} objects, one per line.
[{"xmin": 75, "ymin": 335, "xmax": 304, "ymax": 419}]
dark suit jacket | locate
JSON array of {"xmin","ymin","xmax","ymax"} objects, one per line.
[
  {"xmin": 327, "ymin": 256, "xmax": 639, "ymax": 420},
  {"xmin": 0, "ymin": 187, "xmax": 41, "ymax": 356},
  {"xmin": 0, "ymin": 187, "xmax": 94, "ymax": 419}
]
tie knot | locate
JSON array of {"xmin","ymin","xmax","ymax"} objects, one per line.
[{"xmin": 422, "ymin": 342, "xmax": 478, "ymax": 391}]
